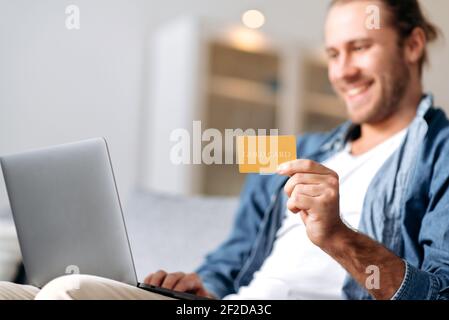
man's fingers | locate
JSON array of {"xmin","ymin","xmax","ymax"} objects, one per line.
[
  {"xmin": 293, "ymin": 183, "xmax": 323, "ymax": 198},
  {"xmin": 299, "ymin": 210, "xmax": 308, "ymax": 221},
  {"xmin": 288, "ymin": 184, "xmax": 339, "ymax": 214},
  {"xmin": 284, "ymin": 173, "xmax": 328, "ymax": 197},
  {"xmin": 287, "ymin": 186, "xmax": 315, "ymax": 213},
  {"xmin": 144, "ymin": 274, "xmax": 152, "ymax": 284},
  {"xmin": 277, "ymin": 159, "xmax": 337, "ymax": 177},
  {"xmin": 146, "ymin": 270, "xmax": 167, "ymax": 286},
  {"xmin": 173, "ymin": 273, "xmax": 202, "ymax": 293},
  {"xmin": 144, "ymin": 271, "xmax": 201, "ymax": 294},
  {"xmin": 161, "ymin": 272, "xmax": 185, "ymax": 290}
]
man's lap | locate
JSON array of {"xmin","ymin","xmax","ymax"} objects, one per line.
[{"xmin": 0, "ymin": 275, "xmax": 174, "ymax": 300}]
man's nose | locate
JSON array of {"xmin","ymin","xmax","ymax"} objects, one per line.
[{"xmin": 331, "ymin": 53, "xmax": 360, "ymax": 81}]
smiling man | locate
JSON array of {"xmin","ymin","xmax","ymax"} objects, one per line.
[
  {"xmin": 162, "ymin": 0, "xmax": 449, "ymax": 300},
  {"xmin": 1, "ymin": 0, "xmax": 448, "ymax": 300}
]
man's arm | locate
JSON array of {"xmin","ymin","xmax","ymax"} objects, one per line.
[
  {"xmin": 278, "ymin": 159, "xmax": 405, "ymax": 300},
  {"xmin": 321, "ymin": 224, "xmax": 405, "ymax": 300}
]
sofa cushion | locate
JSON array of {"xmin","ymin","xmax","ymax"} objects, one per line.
[{"xmin": 123, "ymin": 190, "xmax": 238, "ymax": 282}]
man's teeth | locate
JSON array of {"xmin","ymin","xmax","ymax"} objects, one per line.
[{"xmin": 347, "ymin": 84, "xmax": 370, "ymax": 97}]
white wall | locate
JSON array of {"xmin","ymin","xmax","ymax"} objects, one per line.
[
  {"xmin": 0, "ymin": 0, "xmax": 448, "ymax": 210},
  {"xmin": 0, "ymin": 0, "xmax": 147, "ymax": 209}
]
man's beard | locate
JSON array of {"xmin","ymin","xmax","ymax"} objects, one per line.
[{"xmin": 356, "ymin": 55, "xmax": 411, "ymax": 125}]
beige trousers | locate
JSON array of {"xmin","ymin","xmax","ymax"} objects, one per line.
[{"xmin": 0, "ymin": 275, "xmax": 174, "ymax": 300}]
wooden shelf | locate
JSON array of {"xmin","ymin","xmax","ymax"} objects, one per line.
[
  {"xmin": 209, "ymin": 42, "xmax": 279, "ymax": 82},
  {"xmin": 209, "ymin": 75, "xmax": 277, "ymax": 108}
]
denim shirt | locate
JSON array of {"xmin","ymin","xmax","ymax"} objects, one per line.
[{"xmin": 196, "ymin": 94, "xmax": 449, "ymax": 300}]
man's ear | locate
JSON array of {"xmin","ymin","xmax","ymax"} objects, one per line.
[{"xmin": 404, "ymin": 27, "xmax": 427, "ymax": 65}]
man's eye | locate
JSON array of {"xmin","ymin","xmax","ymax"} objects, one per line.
[
  {"xmin": 353, "ymin": 44, "xmax": 369, "ymax": 52},
  {"xmin": 328, "ymin": 52, "xmax": 338, "ymax": 59}
]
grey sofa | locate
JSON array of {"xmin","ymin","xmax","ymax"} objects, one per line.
[
  {"xmin": 123, "ymin": 190, "xmax": 238, "ymax": 281},
  {"xmin": 0, "ymin": 190, "xmax": 239, "ymax": 283}
]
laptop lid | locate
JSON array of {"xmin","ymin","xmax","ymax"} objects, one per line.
[{"xmin": 0, "ymin": 138, "xmax": 138, "ymax": 288}]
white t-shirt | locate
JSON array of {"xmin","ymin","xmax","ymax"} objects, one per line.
[{"xmin": 224, "ymin": 129, "xmax": 407, "ymax": 300}]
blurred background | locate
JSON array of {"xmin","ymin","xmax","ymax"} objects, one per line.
[{"xmin": 1, "ymin": 0, "xmax": 448, "ymax": 206}]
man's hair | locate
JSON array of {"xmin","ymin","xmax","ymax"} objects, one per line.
[{"xmin": 330, "ymin": 0, "xmax": 441, "ymax": 73}]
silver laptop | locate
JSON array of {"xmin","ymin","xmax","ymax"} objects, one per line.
[{"xmin": 0, "ymin": 138, "xmax": 209, "ymax": 300}]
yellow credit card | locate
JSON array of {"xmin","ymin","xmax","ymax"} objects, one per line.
[{"xmin": 237, "ymin": 135, "xmax": 297, "ymax": 174}]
